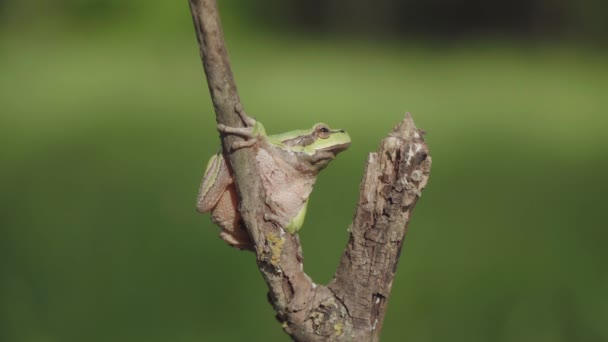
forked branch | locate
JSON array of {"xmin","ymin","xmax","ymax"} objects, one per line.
[{"xmin": 188, "ymin": 1, "xmax": 431, "ymax": 340}]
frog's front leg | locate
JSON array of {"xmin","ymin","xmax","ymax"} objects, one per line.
[
  {"xmin": 264, "ymin": 199, "xmax": 308, "ymax": 234},
  {"xmin": 217, "ymin": 104, "xmax": 259, "ymax": 150},
  {"xmin": 217, "ymin": 124, "xmax": 257, "ymax": 150}
]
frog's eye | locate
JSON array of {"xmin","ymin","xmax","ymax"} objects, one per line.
[{"xmin": 315, "ymin": 124, "xmax": 331, "ymax": 139}]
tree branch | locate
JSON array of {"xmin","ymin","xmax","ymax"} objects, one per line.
[
  {"xmin": 189, "ymin": 1, "xmax": 432, "ymax": 341},
  {"xmin": 329, "ymin": 115, "xmax": 431, "ymax": 341}
]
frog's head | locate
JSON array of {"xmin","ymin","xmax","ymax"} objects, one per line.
[
  {"xmin": 279, "ymin": 123, "xmax": 351, "ymax": 169},
  {"xmin": 307, "ymin": 123, "xmax": 351, "ymax": 156}
]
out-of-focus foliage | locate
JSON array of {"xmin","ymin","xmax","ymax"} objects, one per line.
[
  {"xmin": 2, "ymin": 0, "xmax": 608, "ymax": 39},
  {"xmin": 1, "ymin": 1, "xmax": 607, "ymax": 342}
]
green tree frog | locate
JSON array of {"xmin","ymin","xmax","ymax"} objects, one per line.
[{"xmin": 196, "ymin": 105, "xmax": 351, "ymax": 249}]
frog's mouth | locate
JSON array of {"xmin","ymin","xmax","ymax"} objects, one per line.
[
  {"xmin": 319, "ymin": 141, "xmax": 351, "ymax": 155},
  {"xmin": 315, "ymin": 141, "xmax": 351, "ymax": 160}
]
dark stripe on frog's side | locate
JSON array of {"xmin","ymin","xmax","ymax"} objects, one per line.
[{"xmin": 281, "ymin": 133, "xmax": 317, "ymax": 147}]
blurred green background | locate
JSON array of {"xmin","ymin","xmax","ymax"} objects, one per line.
[{"xmin": 1, "ymin": 0, "xmax": 607, "ymax": 341}]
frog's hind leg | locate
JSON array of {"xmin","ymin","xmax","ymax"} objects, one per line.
[
  {"xmin": 197, "ymin": 152, "xmax": 233, "ymax": 213},
  {"xmin": 219, "ymin": 226, "xmax": 253, "ymax": 250},
  {"xmin": 213, "ymin": 187, "xmax": 253, "ymax": 250}
]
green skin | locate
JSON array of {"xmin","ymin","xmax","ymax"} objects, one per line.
[{"xmin": 196, "ymin": 108, "xmax": 351, "ymax": 249}]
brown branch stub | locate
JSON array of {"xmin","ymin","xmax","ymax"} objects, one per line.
[
  {"xmin": 330, "ymin": 114, "xmax": 431, "ymax": 341},
  {"xmin": 188, "ymin": 1, "xmax": 431, "ymax": 341}
]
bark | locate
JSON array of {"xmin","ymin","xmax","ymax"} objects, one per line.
[{"xmin": 188, "ymin": 1, "xmax": 432, "ymax": 340}]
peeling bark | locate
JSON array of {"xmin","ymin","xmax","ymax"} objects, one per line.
[{"xmin": 188, "ymin": 1, "xmax": 431, "ymax": 341}]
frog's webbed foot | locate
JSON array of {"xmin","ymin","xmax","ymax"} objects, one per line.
[
  {"xmin": 217, "ymin": 104, "xmax": 259, "ymax": 151},
  {"xmin": 217, "ymin": 124, "xmax": 254, "ymax": 138},
  {"xmin": 217, "ymin": 124, "xmax": 257, "ymax": 151},
  {"xmin": 264, "ymin": 213, "xmax": 290, "ymax": 229}
]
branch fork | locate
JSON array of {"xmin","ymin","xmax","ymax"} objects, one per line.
[{"xmin": 188, "ymin": 1, "xmax": 431, "ymax": 340}]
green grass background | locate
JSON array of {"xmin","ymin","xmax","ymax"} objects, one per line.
[{"xmin": 1, "ymin": 4, "xmax": 608, "ymax": 342}]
